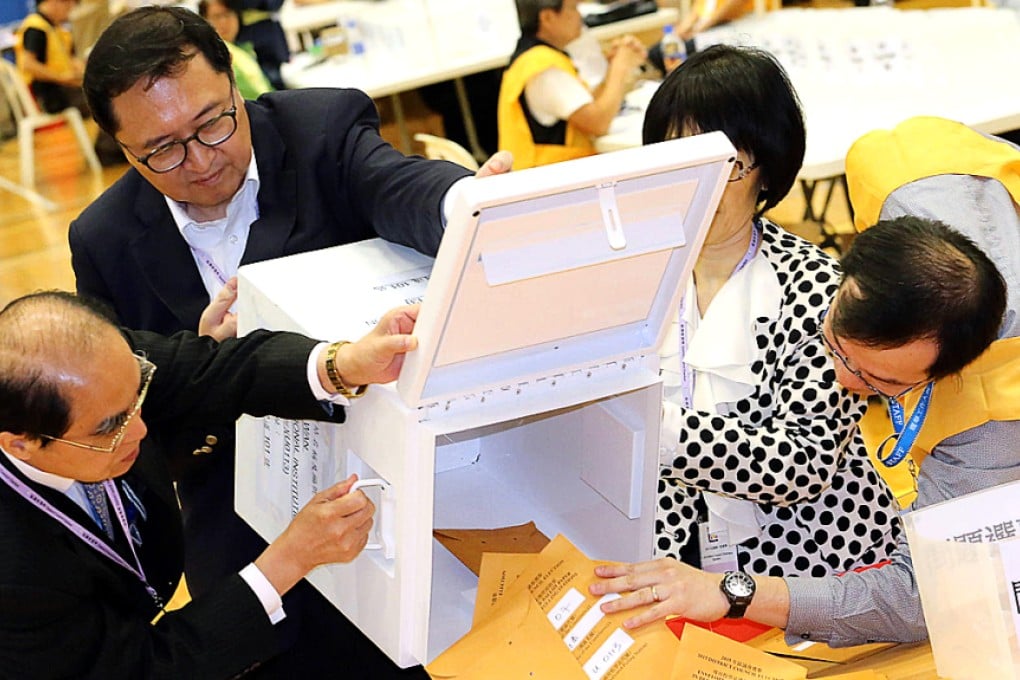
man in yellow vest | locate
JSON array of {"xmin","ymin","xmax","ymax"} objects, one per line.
[
  {"xmin": 498, "ymin": 0, "xmax": 647, "ymax": 170},
  {"xmin": 590, "ymin": 213, "xmax": 1019, "ymax": 647},
  {"xmin": 15, "ymin": 0, "xmax": 86, "ymax": 115}
]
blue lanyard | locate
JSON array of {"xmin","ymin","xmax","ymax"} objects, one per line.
[{"xmin": 879, "ymin": 381, "xmax": 934, "ymax": 467}]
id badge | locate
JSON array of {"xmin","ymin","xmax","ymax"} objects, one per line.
[{"xmin": 699, "ymin": 522, "xmax": 739, "ymax": 573}]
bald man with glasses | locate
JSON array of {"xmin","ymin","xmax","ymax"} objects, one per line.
[
  {"xmin": 0, "ymin": 291, "xmax": 421, "ymax": 678},
  {"xmin": 591, "ymin": 215, "xmax": 1018, "ymax": 648},
  {"xmin": 66, "ymin": 8, "xmax": 510, "ymax": 677}
]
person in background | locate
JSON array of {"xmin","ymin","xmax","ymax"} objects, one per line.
[
  {"xmin": 498, "ymin": 0, "xmax": 647, "ymax": 169},
  {"xmin": 14, "ymin": 0, "xmax": 122, "ymax": 164},
  {"xmin": 592, "ymin": 215, "xmax": 1010, "ymax": 647},
  {"xmin": 235, "ymin": 0, "xmax": 288, "ymax": 90},
  {"xmin": 0, "ymin": 291, "xmax": 421, "ymax": 678},
  {"xmin": 236, "ymin": 0, "xmax": 327, "ymax": 91},
  {"xmin": 643, "ymin": 45, "xmax": 900, "ymax": 582},
  {"xmin": 199, "ymin": 0, "xmax": 274, "ymax": 100},
  {"xmin": 14, "ymin": 0, "xmax": 85, "ymax": 115},
  {"xmin": 648, "ymin": 0, "xmax": 756, "ymax": 74}
]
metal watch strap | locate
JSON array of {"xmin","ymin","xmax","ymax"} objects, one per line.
[{"xmin": 325, "ymin": 341, "xmax": 367, "ymax": 399}]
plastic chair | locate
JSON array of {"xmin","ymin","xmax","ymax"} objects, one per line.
[
  {"xmin": 413, "ymin": 133, "xmax": 479, "ymax": 172},
  {"xmin": 0, "ymin": 58, "xmax": 100, "ymax": 189}
]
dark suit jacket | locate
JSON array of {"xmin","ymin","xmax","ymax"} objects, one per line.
[
  {"xmin": 69, "ymin": 87, "xmax": 471, "ymax": 336},
  {"xmin": 0, "ymin": 329, "xmax": 337, "ymax": 679}
]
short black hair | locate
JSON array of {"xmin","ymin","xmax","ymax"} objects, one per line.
[
  {"xmin": 515, "ymin": 0, "xmax": 564, "ymax": 35},
  {"xmin": 84, "ymin": 6, "xmax": 232, "ymax": 135},
  {"xmin": 833, "ymin": 216, "xmax": 1007, "ymax": 379},
  {"xmin": 642, "ymin": 44, "xmax": 805, "ymax": 216},
  {"xmin": 0, "ymin": 292, "xmax": 119, "ymax": 444}
]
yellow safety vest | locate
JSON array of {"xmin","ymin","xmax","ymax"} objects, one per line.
[
  {"xmin": 846, "ymin": 116, "xmax": 1020, "ymax": 233},
  {"xmin": 498, "ymin": 44, "xmax": 595, "ymax": 170},
  {"xmin": 14, "ymin": 12, "xmax": 75, "ymax": 88}
]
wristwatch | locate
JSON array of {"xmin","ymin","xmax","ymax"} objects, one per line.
[{"xmin": 719, "ymin": 571, "xmax": 756, "ymax": 619}]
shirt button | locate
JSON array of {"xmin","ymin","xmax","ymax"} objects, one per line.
[
  {"xmin": 229, "ymin": 235, "xmax": 238, "ymax": 244},
  {"xmin": 205, "ymin": 434, "xmax": 218, "ymax": 446}
]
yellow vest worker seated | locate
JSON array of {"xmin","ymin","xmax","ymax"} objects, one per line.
[
  {"xmin": 14, "ymin": 0, "xmax": 86, "ymax": 114},
  {"xmin": 498, "ymin": 0, "xmax": 646, "ymax": 170}
]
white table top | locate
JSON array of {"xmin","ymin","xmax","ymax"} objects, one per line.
[
  {"xmin": 281, "ymin": 7, "xmax": 678, "ymax": 97},
  {"xmin": 596, "ymin": 7, "xmax": 1020, "ymax": 181}
]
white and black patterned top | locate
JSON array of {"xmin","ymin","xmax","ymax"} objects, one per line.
[{"xmin": 655, "ymin": 220, "xmax": 901, "ymax": 577}]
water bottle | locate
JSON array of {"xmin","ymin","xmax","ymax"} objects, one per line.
[
  {"xmin": 660, "ymin": 24, "xmax": 686, "ymax": 71},
  {"xmin": 344, "ymin": 18, "xmax": 365, "ymax": 58}
]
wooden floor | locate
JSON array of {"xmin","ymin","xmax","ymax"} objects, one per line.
[{"xmin": 0, "ymin": 105, "xmax": 854, "ymax": 308}]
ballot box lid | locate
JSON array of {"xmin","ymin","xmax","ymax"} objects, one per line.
[{"xmin": 397, "ymin": 132, "xmax": 735, "ymax": 407}]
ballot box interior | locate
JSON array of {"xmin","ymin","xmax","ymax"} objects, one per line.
[{"xmin": 234, "ymin": 133, "xmax": 735, "ymax": 666}]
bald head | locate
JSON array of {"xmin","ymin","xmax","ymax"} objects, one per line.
[{"xmin": 0, "ymin": 292, "xmax": 122, "ymax": 443}]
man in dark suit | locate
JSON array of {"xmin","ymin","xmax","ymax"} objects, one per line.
[
  {"xmin": 67, "ymin": 8, "xmax": 510, "ymax": 677},
  {"xmin": 0, "ymin": 291, "xmax": 421, "ymax": 678}
]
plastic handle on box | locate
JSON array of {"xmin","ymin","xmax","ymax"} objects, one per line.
[{"xmin": 350, "ymin": 477, "xmax": 393, "ymax": 557}]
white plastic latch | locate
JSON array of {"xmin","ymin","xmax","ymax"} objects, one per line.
[{"xmin": 597, "ymin": 182, "xmax": 627, "ymax": 251}]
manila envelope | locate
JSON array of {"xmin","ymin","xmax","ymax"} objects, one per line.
[
  {"xmin": 428, "ymin": 534, "xmax": 683, "ymax": 680},
  {"xmin": 434, "ymin": 522, "xmax": 551, "ymax": 576},
  {"xmin": 674, "ymin": 625, "xmax": 807, "ymax": 680}
]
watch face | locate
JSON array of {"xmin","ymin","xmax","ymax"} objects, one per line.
[{"xmin": 724, "ymin": 572, "xmax": 755, "ymax": 598}]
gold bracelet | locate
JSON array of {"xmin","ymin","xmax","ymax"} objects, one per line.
[{"xmin": 325, "ymin": 341, "xmax": 367, "ymax": 399}]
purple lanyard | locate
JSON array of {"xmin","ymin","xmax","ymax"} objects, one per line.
[
  {"xmin": 676, "ymin": 221, "xmax": 762, "ymax": 409},
  {"xmin": 0, "ymin": 466, "xmax": 164, "ymax": 609},
  {"xmin": 193, "ymin": 247, "xmax": 230, "ymax": 287}
]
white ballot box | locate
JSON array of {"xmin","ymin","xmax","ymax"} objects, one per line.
[
  {"xmin": 234, "ymin": 133, "xmax": 735, "ymax": 666},
  {"xmin": 905, "ymin": 479, "xmax": 1020, "ymax": 679}
]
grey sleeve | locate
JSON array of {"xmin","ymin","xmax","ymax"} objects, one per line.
[
  {"xmin": 783, "ymin": 528, "xmax": 927, "ymax": 647},
  {"xmin": 783, "ymin": 419, "xmax": 1020, "ymax": 646}
]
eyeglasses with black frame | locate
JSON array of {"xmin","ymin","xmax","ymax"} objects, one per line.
[
  {"xmin": 119, "ymin": 86, "xmax": 238, "ymax": 174},
  {"xmin": 728, "ymin": 158, "xmax": 760, "ymax": 183},
  {"xmin": 39, "ymin": 354, "xmax": 157, "ymax": 454},
  {"xmin": 817, "ymin": 313, "xmax": 929, "ymax": 402}
]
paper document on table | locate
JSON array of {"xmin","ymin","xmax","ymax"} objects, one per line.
[
  {"xmin": 904, "ymin": 479, "xmax": 1020, "ymax": 679},
  {"xmin": 428, "ymin": 535, "xmax": 682, "ymax": 679}
]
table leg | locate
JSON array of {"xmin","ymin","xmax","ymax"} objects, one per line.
[
  {"xmin": 390, "ymin": 93, "xmax": 412, "ymax": 154},
  {"xmin": 799, "ymin": 177, "xmax": 843, "ymax": 254},
  {"xmin": 453, "ymin": 76, "xmax": 488, "ymax": 163}
]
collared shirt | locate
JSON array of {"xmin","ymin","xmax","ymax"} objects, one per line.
[{"xmin": 167, "ymin": 155, "xmax": 260, "ymax": 303}]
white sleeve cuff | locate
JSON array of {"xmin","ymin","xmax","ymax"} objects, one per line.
[
  {"xmin": 308, "ymin": 342, "xmax": 351, "ymax": 407},
  {"xmin": 442, "ymin": 177, "xmax": 471, "ymax": 225},
  {"xmin": 239, "ymin": 563, "xmax": 286, "ymax": 625}
]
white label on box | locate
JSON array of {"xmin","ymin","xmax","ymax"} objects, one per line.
[
  {"xmin": 359, "ymin": 266, "xmax": 431, "ymax": 330},
  {"xmin": 256, "ymin": 417, "xmax": 336, "ymax": 520}
]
